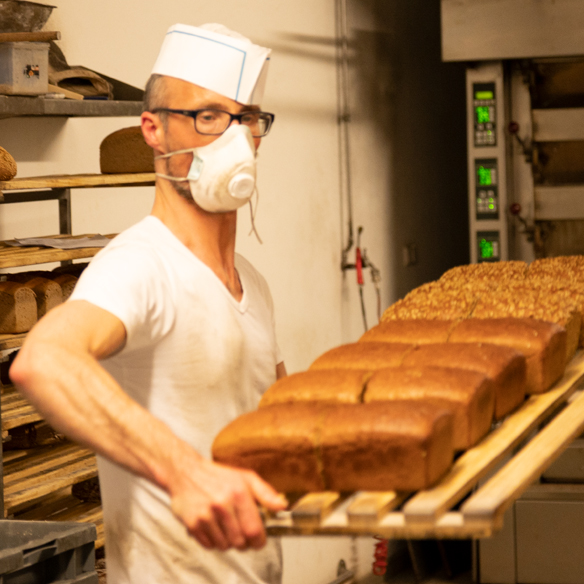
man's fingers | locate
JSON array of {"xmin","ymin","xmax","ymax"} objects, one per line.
[
  {"xmin": 232, "ymin": 492, "xmax": 267, "ymax": 550},
  {"xmin": 243, "ymin": 469, "xmax": 288, "ymax": 511},
  {"xmin": 214, "ymin": 502, "xmax": 247, "ymax": 550}
]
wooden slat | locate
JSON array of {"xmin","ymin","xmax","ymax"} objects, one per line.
[
  {"xmin": 1, "ymin": 386, "xmax": 42, "ymax": 430},
  {"xmin": 401, "ymin": 351, "xmax": 584, "ymax": 523},
  {"xmin": 462, "ymin": 389, "xmax": 584, "ymax": 524},
  {"xmin": 347, "ymin": 491, "xmax": 408, "ymax": 525},
  {"xmin": 3, "ymin": 442, "xmax": 90, "ymax": 482},
  {"xmin": 0, "ymin": 233, "xmax": 116, "ymax": 269},
  {"xmin": 3, "ymin": 441, "xmax": 97, "ymax": 514},
  {"xmin": 0, "ymin": 173, "xmax": 155, "ymax": 191},
  {"xmin": 16, "ymin": 494, "xmax": 105, "ymax": 548},
  {"xmin": 291, "ymin": 492, "xmax": 344, "ymax": 526}
]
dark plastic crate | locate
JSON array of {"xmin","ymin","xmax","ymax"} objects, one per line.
[{"xmin": 0, "ymin": 520, "xmax": 98, "ymax": 584}]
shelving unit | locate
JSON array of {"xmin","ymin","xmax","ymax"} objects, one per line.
[{"xmin": 0, "ymin": 173, "xmax": 155, "ymax": 548}]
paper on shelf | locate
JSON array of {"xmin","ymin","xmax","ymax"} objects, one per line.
[{"xmin": 5, "ymin": 235, "xmax": 110, "ymax": 249}]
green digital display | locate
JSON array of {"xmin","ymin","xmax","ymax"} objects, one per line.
[
  {"xmin": 477, "ymin": 165, "xmax": 492, "ymax": 186},
  {"xmin": 475, "ymin": 90, "xmax": 494, "ymax": 100},
  {"xmin": 476, "ymin": 106, "xmax": 491, "ymax": 124},
  {"xmin": 479, "ymin": 238, "xmax": 495, "ymax": 259}
]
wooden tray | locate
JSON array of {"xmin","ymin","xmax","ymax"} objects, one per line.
[{"xmin": 264, "ymin": 351, "xmax": 584, "ymax": 539}]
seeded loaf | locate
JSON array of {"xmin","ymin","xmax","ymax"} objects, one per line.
[
  {"xmin": 0, "ymin": 282, "xmax": 37, "ymax": 333},
  {"xmin": 364, "ymin": 366, "xmax": 495, "ymax": 450},
  {"xmin": 402, "ymin": 343, "xmax": 527, "ymax": 419},
  {"xmin": 259, "ymin": 369, "xmax": 370, "ymax": 407},
  {"xmin": 212, "ymin": 402, "xmax": 455, "ymax": 492},
  {"xmin": 448, "ymin": 318, "xmax": 567, "ymax": 394},
  {"xmin": 309, "ymin": 342, "xmax": 414, "ymax": 371}
]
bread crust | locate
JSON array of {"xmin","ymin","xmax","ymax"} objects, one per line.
[
  {"xmin": 259, "ymin": 369, "xmax": 370, "ymax": 407},
  {"xmin": 448, "ymin": 318, "xmax": 567, "ymax": 394},
  {"xmin": 360, "ymin": 320, "xmax": 455, "ymax": 344},
  {"xmin": 212, "ymin": 402, "xmax": 455, "ymax": 493},
  {"xmin": 402, "ymin": 343, "xmax": 526, "ymax": 418},
  {"xmin": 364, "ymin": 366, "xmax": 495, "ymax": 450},
  {"xmin": 309, "ymin": 342, "xmax": 414, "ymax": 371}
]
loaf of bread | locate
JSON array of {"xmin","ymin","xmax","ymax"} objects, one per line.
[
  {"xmin": 309, "ymin": 342, "xmax": 414, "ymax": 371},
  {"xmin": 17, "ymin": 277, "xmax": 63, "ymax": 318},
  {"xmin": 0, "ymin": 146, "xmax": 17, "ymax": 181},
  {"xmin": 448, "ymin": 318, "xmax": 567, "ymax": 394},
  {"xmin": 470, "ymin": 288, "xmax": 581, "ymax": 360},
  {"xmin": 212, "ymin": 402, "xmax": 455, "ymax": 492},
  {"xmin": 364, "ymin": 366, "xmax": 494, "ymax": 450},
  {"xmin": 52, "ymin": 274, "xmax": 78, "ymax": 301},
  {"xmin": 402, "ymin": 343, "xmax": 526, "ymax": 418},
  {"xmin": 440, "ymin": 261, "xmax": 528, "ymax": 283},
  {"xmin": 0, "ymin": 282, "xmax": 37, "ymax": 333},
  {"xmin": 259, "ymin": 369, "xmax": 370, "ymax": 407},
  {"xmin": 360, "ymin": 319, "xmax": 454, "ymax": 344},
  {"xmin": 213, "ymin": 404, "xmax": 326, "ymax": 492},
  {"xmin": 319, "ymin": 403, "xmax": 454, "ymax": 491},
  {"xmin": 100, "ymin": 126, "xmax": 154, "ymax": 174}
]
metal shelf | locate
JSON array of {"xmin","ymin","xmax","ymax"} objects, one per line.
[{"xmin": 0, "ymin": 95, "xmax": 143, "ymax": 119}]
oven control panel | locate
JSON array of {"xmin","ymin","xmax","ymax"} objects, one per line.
[
  {"xmin": 477, "ymin": 231, "xmax": 501, "ymax": 262},
  {"xmin": 475, "ymin": 158, "xmax": 499, "ymax": 219},
  {"xmin": 473, "ymin": 82, "xmax": 497, "ymax": 147}
]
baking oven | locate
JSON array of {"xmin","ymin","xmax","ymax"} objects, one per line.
[
  {"xmin": 440, "ymin": 2, "xmax": 584, "ymax": 582},
  {"xmin": 441, "ymin": 0, "xmax": 584, "ymax": 264}
]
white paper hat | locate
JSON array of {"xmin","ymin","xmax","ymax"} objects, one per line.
[{"xmin": 151, "ymin": 23, "xmax": 271, "ymax": 105}]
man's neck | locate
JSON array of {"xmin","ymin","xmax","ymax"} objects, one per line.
[{"xmin": 151, "ymin": 181, "xmax": 242, "ymax": 300}]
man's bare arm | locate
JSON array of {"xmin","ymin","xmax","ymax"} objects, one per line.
[{"xmin": 10, "ymin": 300, "xmax": 286, "ymax": 551}]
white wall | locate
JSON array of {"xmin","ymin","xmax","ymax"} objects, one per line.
[
  {"xmin": 0, "ymin": 1, "xmax": 394, "ymax": 582},
  {"xmin": 0, "ymin": 1, "xmax": 470, "ymax": 582}
]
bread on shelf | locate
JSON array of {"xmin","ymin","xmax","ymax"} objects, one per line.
[{"xmin": 0, "ymin": 282, "xmax": 37, "ymax": 333}]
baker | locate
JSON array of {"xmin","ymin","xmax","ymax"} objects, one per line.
[{"xmin": 10, "ymin": 23, "xmax": 288, "ymax": 584}]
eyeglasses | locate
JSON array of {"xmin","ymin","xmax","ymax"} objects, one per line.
[{"xmin": 151, "ymin": 108, "xmax": 275, "ymax": 138}]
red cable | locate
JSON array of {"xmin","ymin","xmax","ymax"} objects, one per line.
[
  {"xmin": 372, "ymin": 536, "xmax": 388, "ymax": 576},
  {"xmin": 356, "ymin": 246, "xmax": 364, "ymax": 285}
]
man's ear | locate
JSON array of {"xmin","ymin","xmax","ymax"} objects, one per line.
[{"xmin": 141, "ymin": 111, "xmax": 165, "ymax": 153}]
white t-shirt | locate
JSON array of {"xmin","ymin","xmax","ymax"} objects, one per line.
[{"xmin": 70, "ymin": 215, "xmax": 283, "ymax": 584}]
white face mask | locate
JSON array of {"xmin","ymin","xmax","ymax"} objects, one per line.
[{"xmin": 155, "ymin": 124, "xmax": 257, "ymax": 213}]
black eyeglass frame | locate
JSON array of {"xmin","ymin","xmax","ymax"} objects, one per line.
[{"xmin": 151, "ymin": 108, "xmax": 275, "ymax": 138}]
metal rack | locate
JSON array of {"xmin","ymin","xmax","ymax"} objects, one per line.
[{"xmin": 0, "ymin": 173, "xmax": 154, "ymax": 546}]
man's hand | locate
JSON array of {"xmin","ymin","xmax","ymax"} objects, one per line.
[{"xmin": 169, "ymin": 457, "xmax": 287, "ymax": 551}]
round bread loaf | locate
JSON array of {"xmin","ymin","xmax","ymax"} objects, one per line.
[
  {"xmin": 0, "ymin": 147, "xmax": 17, "ymax": 181},
  {"xmin": 100, "ymin": 126, "xmax": 154, "ymax": 174}
]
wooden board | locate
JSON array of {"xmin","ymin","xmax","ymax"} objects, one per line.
[
  {"xmin": 3, "ymin": 441, "xmax": 97, "ymax": 515},
  {"xmin": 0, "ymin": 233, "xmax": 114, "ymax": 270},
  {"xmin": 264, "ymin": 351, "xmax": 584, "ymax": 539},
  {"xmin": 1, "ymin": 385, "xmax": 43, "ymax": 431},
  {"xmin": 15, "ymin": 493, "xmax": 104, "ymax": 548},
  {"xmin": 0, "ymin": 173, "xmax": 155, "ymax": 192}
]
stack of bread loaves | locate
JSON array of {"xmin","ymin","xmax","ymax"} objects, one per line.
[
  {"xmin": 213, "ymin": 258, "xmax": 579, "ymax": 494},
  {"xmin": 0, "ymin": 268, "xmax": 82, "ymax": 334}
]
